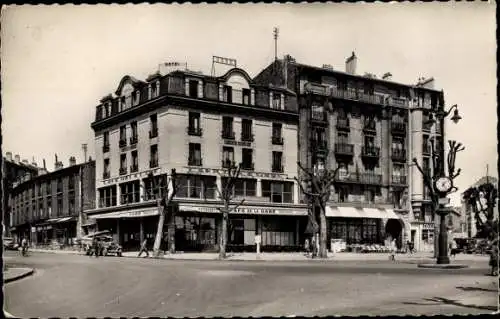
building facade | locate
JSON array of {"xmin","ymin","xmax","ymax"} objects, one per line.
[
  {"xmin": 88, "ymin": 66, "xmax": 306, "ymax": 252},
  {"xmin": 2, "ymin": 152, "xmax": 41, "ymax": 237},
  {"xmin": 9, "ymin": 158, "xmax": 95, "ymax": 246},
  {"xmin": 254, "ymin": 53, "xmax": 446, "ymax": 252}
]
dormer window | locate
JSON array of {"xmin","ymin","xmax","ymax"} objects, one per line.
[
  {"xmin": 188, "ymin": 80, "xmax": 199, "ymax": 98},
  {"xmin": 133, "ymin": 91, "xmax": 140, "ymax": 106},
  {"xmin": 150, "ymin": 81, "xmax": 159, "ymax": 99},
  {"xmin": 105, "ymin": 102, "xmax": 111, "ymax": 117},
  {"xmin": 242, "ymin": 89, "xmax": 250, "ymax": 105},
  {"xmin": 120, "ymin": 96, "xmax": 127, "ymax": 111},
  {"xmin": 223, "ymin": 85, "xmax": 232, "ymax": 103},
  {"xmin": 272, "ymin": 93, "xmax": 281, "ymax": 109}
]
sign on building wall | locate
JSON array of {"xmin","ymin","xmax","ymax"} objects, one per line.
[
  {"xmin": 185, "ymin": 166, "xmax": 289, "ymax": 180},
  {"xmin": 101, "ymin": 168, "xmax": 162, "ymax": 185},
  {"xmin": 179, "ymin": 204, "xmax": 307, "ymax": 216}
]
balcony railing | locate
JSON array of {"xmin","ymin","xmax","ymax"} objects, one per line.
[
  {"xmin": 129, "ymin": 136, "xmax": 138, "ymax": 145},
  {"xmin": 119, "ymin": 139, "xmax": 127, "ymax": 148},
  {"xmin": 359, "ymin": 173, "xmax": 383, "ymax": 185},
  {"xmin": 130, "ymin": 165, "xmax": 138, "ymax": 173},
  {"xmin": 103, "ymin": 171, "xmax": 110, "ymax": 179},
  {"xmin": 187, "ymin": 127, "xmax": 203, "ymax": 136},
  {"xmin": 336, "ymin": 118, "xmax": 350, "ymax": 130},
  {"xmin": 149, "ymin": 129, "xmax": 158, "ymax": 139},
  {"xmin": 311, "ymin": 110, "xmax": 327, "ymax": 122},
  {"xmin": 188, "ymin": 157, "xmax": 203, "ymax": 166},
  {"xmin": 241, "ymin": 134, "xmax": 254, "ymax": 142},
  {"xmin": 391, "ymin": 122, "xmax": 406, "ymax": 134},
  {"xmin": 334, "ymin": 143, "xmax": 354, "ymax": 156},
  {"xmin": 240, "ymin": 162, "xmax": 255, "ymax": 171},
  {"xmin": 150, "ymin": 159, "xmax": 158, "ymax": 168},
  {"xmin": 102, "ymin": 144, "xmax": 110, "ymax": 153},
  {"xmin": 222, "ymin": 159, "xmax": 237, "ymax": 169},
  {"xmin": 391, "ymin": 148, "xmax": 406, "ymax": 162},
  {"xmin": 272, "ymin": 165, "xmax": 284, "ymax": 173},
  {"xmin": 422, "ymin": 146, "xmax": 431, "ymax": 156},
  {"xmin": 272, "ymin": 136, "xmax": 284, "ymax": 145},
  {"xmin": 119, "ymin": 167, "xmax": 127, "ymax": 175},
  {"xmin": 361, "ymin": 146, "xmax": 380, "ymax": 158},
  {"xmin": 334, "ymin": 171, "xmax": 382, "ymax": 185},
  {"xmin": 363, "ymin": 122, "xmax": 377, "ymax": 133},
  {"xmin": 311, "ymin": 139, "xmax": 328, "ymax": 153},
  {"xmin": 221, "ymin": 130, "xmax": 235, "ymax": 140},
  {"xmin": 392, "ymin": 175, "xmax": 407, "ymax": 185},
  {"xmin": 387, "ymin": 97, "xmax": 409, "ymax": 107}
]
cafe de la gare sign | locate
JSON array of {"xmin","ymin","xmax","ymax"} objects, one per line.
[{"xmin": 179, "ymin": 204, "xmax": 307, "ymax": 216}]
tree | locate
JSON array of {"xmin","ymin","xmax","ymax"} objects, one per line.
[
  {"xmin": 462, "ymin": 181, "xmax": 498, "ymax": 240},
  {"xmin": 295, "ymin": 161, "xmax": 340, "ymax": 258},
  {"xmin": 148, "ymin": 169, "xmax": 178, "ymax": 257},
  {"xmin": 204, "ymin": 163, "xmax": 245, "ymax": 259}
]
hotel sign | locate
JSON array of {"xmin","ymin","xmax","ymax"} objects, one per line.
[
  {"xmin": 185, "ymin": 167, "xmax": 288, "ymax": 180},
  {"xmin": 179, "ymin": 204, "xmax": 307, "ymax": 216},
  {"xmin": 102, "ymin": 168, "xmax": 161, "ymax": 185},
  {"xmin": 224, "ymin": 140, "xmax": 252, "ymax": 147}
]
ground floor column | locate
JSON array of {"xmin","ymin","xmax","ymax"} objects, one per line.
[
  {"xmin": 116, "ymin": 219, "xmax": 121, "ymax": 245},
  {"xmin": 139, "ymin": 218, "xmax": 144, "ymax": 243},
  {"xmin": 296, "ymin": 219, "xmax": 300, "ymax": 247}
]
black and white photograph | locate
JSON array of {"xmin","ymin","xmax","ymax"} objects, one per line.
[{"xmin": 1, "ymin": 2, "xmax": 498, "ymax": 317}]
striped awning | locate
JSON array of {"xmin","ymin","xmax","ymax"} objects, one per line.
[{"xmin": 326, "ymin": 207, "xmax": 400, "ymax": 220}]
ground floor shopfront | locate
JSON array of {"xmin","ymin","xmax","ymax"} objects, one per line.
[{"xmin": 10, "ymin": 217, "xmax": 78, "ymax": 248}]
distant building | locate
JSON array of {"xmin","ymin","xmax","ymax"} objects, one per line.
[
  {"xmin": 461, "ymin": 176, "xmax": 498, "ymax": 238},
  {"xmin": 9, "ymin": 157, "xmax": 95, "ymax": 246},
  {"xmin": 2, "ymin": 152, "xmax": 42, "ymax": 237}
]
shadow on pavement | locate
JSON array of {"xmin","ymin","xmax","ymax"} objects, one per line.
[
  {"xmin": 402, "ymin": 297, "xmax": 497, "ymax": 312},
  {"xmin": 456, "ymin": 286, "xmax": 498, "ymax": 293}
]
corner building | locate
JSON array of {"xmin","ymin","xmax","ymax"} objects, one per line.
[{"xmin": 88, "ymin": 67, "xmax": 307, "ymax": 252}]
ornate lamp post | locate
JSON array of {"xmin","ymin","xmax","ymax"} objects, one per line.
[{"xmin": 413, "ymin": 104, "xmax": 463, "ymax": 264}]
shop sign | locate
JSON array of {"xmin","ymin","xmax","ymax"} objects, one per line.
[
  {"xmin": 224, "ymin": 140, "xmax": 252, "ymax": 147},
  {"xmin": 102, "ymin": 168, "xmax": 161, "ymax": 185},
  {"xmin": 179, "ymin": 205, "xmax": 307, "ymax": 216},
  {"xmin": 185, "ymin": 167, "xmax": 288, "ymax": 180},
  {"xmin": 423, "ymin": 223, "xmax": 435, "ymax": 230},
  {"xmin": 93, "ymin": 209, "xmax": 159, "ymax": 219}
]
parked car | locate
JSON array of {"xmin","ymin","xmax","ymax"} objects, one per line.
[
  {"xmin": 3, "ymin": 237, "xmax": 19, "ymax": 250},
  {"xmin": 82, "ymin": 231, "xmax": 122, "ymax": 257}
]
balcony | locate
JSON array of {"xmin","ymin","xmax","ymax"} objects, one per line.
[
  {"xmin": 149, "ymin": 128, "xmax": 158, "ymax": 139},
  {"xmin": 150, "ymin": 159, "xmax": 158, "ymax": 168},
  {"xmin": 422, "ymin": 122, "xmax": 433, "ymax": 132},
  {"xmin": 387, "ymin": 97, "xmax": 409, "ymax": 108},
  {"xmin": 119, "ymin": 167, "xmax": 127, "ymax": 175},
  {"xmin": 272, "ymin": 136, "xmax": 284, "ymax": 145},
  {"xmin": 188, "ymin": 157, "xmax": 203, "ymax": 166},
  {"xmin": 240, "ymin": 162, "xmax": 255, "ymax": 171},
  {"xmin": 222, "ymin": 159, "xmax": 236, "ymax": 169},
  {"xmin": 221, "ymin": 130, "xmax": 235, "ymax": 140},
  {"xmin": 311, "ymin": 110, "xmax": 327, "ymax": 123},
  {"xmin": 359, "ymin": 173, "xmax": 383, "ymax": 185},
  {"xmin": 311, "ymin": 139, "xmax": 328, "ymax": 153},
  {"xmin": 102, "ymin": 144, "xmax": 110, "ymax": 153},
  {"xmin": 129, "ymin": 136, "xmax": 138, "ymax": 145},
  {"xmin": 334, "ymin": 143, "xmax": 354, "ymax": 156},
  {"xmin": 241, "ymin": 134, "xmax": 255, "ymax": 142},
  {"xmin": 392, "ymin": 175, "xmax": 407, "ymax": 185},
  {"xmin": 187, "ymin": 126, "xmax": 203, "ymax": 137},
  {"xmin": 361, "ymin": 146, "xmax": 380, "ymax": 159},
  {"xmin": 422, "ymin": 146, "xmax": 431, "ymax": 156},
  {"xmin": 391, "ymin": 122, "xmax": 406, "ymax": 135},
  {"xmin": 363, "ymin": 121, "xmax": 377, "ymax": 134},
  {"xmin": 272, "ymin": 165, "xmax": 284, "ymax": 173},
  {"xmin": 391, "ymin": 148, "xmax": 406, "ymax": 162},
  {"xmin": 119, "ymin": 139, "xmax": 127, "ymax": 148},
  {"xmin": 130, "ymin": 165, "xmax": 138, "ymax": 173},
  {"xmin": 336, "ymin": 118, "xmax": 350, "ymax": 131}
]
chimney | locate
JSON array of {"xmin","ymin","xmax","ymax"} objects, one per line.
[
  {"xmin": 14, "ymin": 154, "xmax": 20, "ymax": 163},
  {"xmin": 31, "ymin": 156, "xmax": 37, "ymax": 167},
  {"xmin": 322, "ymin": 64, "xmax": 333, "ymax": 71},
  {"xmin": 6, "ymin": 152, "xmax": 12, "ymax": 161},
  {"xmin": 43, "ymin": 159, "xmax": 47, "ymax": 169},
  {"xmin": 382, "ymin": 72, "xmax": 393, "ymax": 81},
  {"xmin": 22, "ymin": 159, "xmax": 29, "ymax": 165},
  {"xmin": 69, "ymin": 156, "xmax": 76, "ymax": 166},
  {"xmin": 417, "ymin": 77, "xmax": 435, "ymax": 89},
  {"xmin": 345, "ymin": 51, "xmax": 357, "ymax": 75}
]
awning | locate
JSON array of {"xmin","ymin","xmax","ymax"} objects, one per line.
[
  {"xmin": 39, "ymin": 216, "xmax": 76, "ymax": 226},
  {"xmin": 91, "ymin": 208, "xmax": 159, "ymax": 219},
  {"xmin": 326, "ymin": 207, "xmax": 400, "ymax": 220}
]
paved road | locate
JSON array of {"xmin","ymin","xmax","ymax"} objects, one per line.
[{"xmin": 4, "ymin": 251, "xmax": 498, "ymax": 317}]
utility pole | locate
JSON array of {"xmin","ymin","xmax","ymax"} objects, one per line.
[{"xmin": 82, "ymin": 144, "xmax": 88, "ymax": 163}]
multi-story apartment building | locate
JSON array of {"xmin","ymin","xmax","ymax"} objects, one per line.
[
  {"xmin": 2, "ymin": 152, "xmax": 42, "ymax": 237},
  {"xmin": 254, "ymin": 52, "xmax": 446, "ymax": 252},
  {"xmin": 88, "ymin": 66, "xmax": 306, "ymax": 252},
  {"xmin": 9, "ymin": 157, "xmax": 95, "ymax": 246}
]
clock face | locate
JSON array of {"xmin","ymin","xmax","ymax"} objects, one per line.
[{"xmin": 435, "ymin": 177, "xmax": 452, "ymax": 193}]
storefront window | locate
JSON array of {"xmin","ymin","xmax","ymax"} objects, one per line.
[
  {"xmin": 422, "ymin": 229, "xmax": 433, "ymax": 244},
  {"xmin": 144, "ymin": 174, "xmax": 169, "ymax": 200},
  {"xmin": 222, "ymin": 178, "xmax": 257, "ymax": 198},
  {"xmin": 330, "ymin": 218, "xmax": 381, "ymax": 245},
  {"xmin": 260, "ymin": 216, "xmax": 296, "ymax": 247}
]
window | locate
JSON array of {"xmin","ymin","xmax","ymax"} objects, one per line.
[
  {"xmin": 272, "ymin": 123, "xmax": 283, "ymax": 145},
  {"xmin": 392, "ymin": 137, "xmax": 404, "ymax": 150},
  {"xmin": 222, "ymin": 117, "xmax": 234, "ymax": 139},
  {"xmin": 222, "ymin": 147, "xmax": 234, "ymax": 167},
  {"xmin": 364, "ymin": 115, "xmax": 376, "ymax": 130},
  {"xmin": 103, "ymin": 159, "xmax": 110, "ymax": 178},
  {"xmin": 144, "ymin": 175, "xmax": 169, "ymax": 201},
  {"xmin": 131, "ymin": 150, "xmax": 138, "ymax": 172},
  {"xmin": 241, "ymin": 148, "xmax": 253, "ymax": 170},
  {"xmin": 130, "ymin": 122, "xmax": 138, "ymax": 144},
  {"xmin": 38, "ymin": 201, "xmax": 44, "ymax": 218},
  {"xmin": 241, "ymin": 119, "xmax": 253, "ymax": 141},
  {"xmin": 57, "ymin": 195, "xmax": 63, "ymax": 216},
  {"xmin": 119, "ymin": 125, "xmax": 127, "ymax": 147},
  {"xmin": 176, "ymin": 174, "xmax": 217, "ymax": 199},
  {"xmin": 337, "ymin": 186, "xmax": 348, "ymax": 202},
  {"xmin": 120, "ymin": 181, "xmax": 140, "ymax": 204},
  {"xmin": 150, "ymin": 114, "xmax": 158, "ymax": 138},
  {"xmin": 338, "ymin": 132, "xmax": 349, "ymax": 144},
  {"xmin": 242, "ymin": 89, "xmax": 250, "ymax": 105},
  {"xmin": 364, "ymin": 188, "xmax": 376, "ymax": 203},
  {"xmin": 272, "ymin": 151, "xmax": 283, "ymax": 172},
  {"xmin": 57, "ymin": 178, "xmax": 63, "ymax": 193},
  {"xmin": 223, "ymin": 85, "xmax": 232, "ymax": 103},
  {"xmin": 188, "ymin": 143, "xmax": 202, "ymax": 166},
  {"xmin": 364, "ymin": 135, "xmax": 375, "ymax": 147},
  {"xmin": 133, "ymin": 91, "xmax": 140, "ymax": 106},
  {"xmin": 150, "ymin": 144, "xmax": 158, "ymax": 168},
  {"xmin": 188, "ymin": 80, "xmax": 198, "ymax": 98},
  {"xmin": 47, "ymin": 196, "xmax": 52, "ymax": 217},
  {"xmin": 261, "ymin": 181, "xmax": 293, "ymax": 203},
  {"xmin": 69, "ymin": 195, "xmax": 75, "ymax": 214},
  {"xmin": 103, "ymin": 132, "xmax": 110, "ymax": 152},
  {"xmin": 338, "ymin": 162, "xmax": 349, "ymax": 179},
  {"xmin": 120, "ymin": 154, "xmax": 127, "ymax": 175},
  {"xmin": 222, "ymin": 178, "xmax": 257, "ymax": 198},
  {"xmin": 188, "ymin": 112, "xmax": 202, "ymax": 136},
  {"xmin": 272, "ymin": 93, "xmax": 281, "ymax": 109}
]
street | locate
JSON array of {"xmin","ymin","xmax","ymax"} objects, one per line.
[{"xmin": 4, "ymin": 251, "xmax": 498, "ymax": 317}]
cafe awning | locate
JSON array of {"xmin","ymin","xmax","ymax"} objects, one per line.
[
  {"xmin": 39, "ymin": 216, "xmax": 76, "ymax": 226},
  {"xmin": 326, "ymin": 207, "xmax": 400, "ymax": 220}
]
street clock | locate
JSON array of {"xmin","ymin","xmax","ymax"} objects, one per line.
[{"xmin": 435, "ymin": 176, "xmax": 453, "ymax": 194}]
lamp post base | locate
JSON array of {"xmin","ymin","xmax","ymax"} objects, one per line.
[{"xmin": 436, "ymin": 255, "xmax": 450, "ymax": 264}]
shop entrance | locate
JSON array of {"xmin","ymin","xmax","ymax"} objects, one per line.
[{"xmin": 385, "ymin": 219, "xmax": 403, "ymax": 249}]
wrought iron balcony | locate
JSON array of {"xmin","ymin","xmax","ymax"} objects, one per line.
[
  {"xmin": 149, "ymin": 129, "xmax": 158, "ymax": 139},
  {"xmin": 187, "ymin": 127, "xmax": 203, "ymax": 137},
  {"xmin": 272, "ymin": 165, "xmax": 284, "ymax": 173},
  {"xmin": 130, "ymin": 165, "xmax": 138, "ymax": 173},
  {"xmin": 392, "ymin": 175, "xmax": 407, "ymax": 185},
  {"xmin": 119, "ymin": 139, "xmax": 127, "ymax": 148},
  {"xmin": 150, "ymin": 159, "xmax": 158, "ymax": 168},
  {"xmin": 103, "ymin": 171, "xmax": 110, "ymax": 179},
  {"xmin": 361, "ymin": 146, "xmax": 380, "ymax": 158},
  {"xmin": 221, "ymin": 130, "xmax": 235, "ymax": 140},
  {"xmin": 336, "ymin": 118, "xmax": 350, "ymax": 131},
  {"xmin": 359, "ymin": 173, "xmax": 383, "ymax": 185},
  {"xmin": 221, "ymin": 159, "xmax": 236, "ymax": 169},
  {"xmin": 311, "ymin": 110, "xmax": 327, "ymax": 122},
  {"xmin": 241, "ymin": 134, "xmax": 255, "ymax": 142},
  {"xmin": 129, "ymin": 136, "xmax": 138, "ymax": 145},
  {"xmin": 391, "ymin": 148, "xmax": 406, "ymax": 162},
  {"xmin": 240, "ymin": 162, "xmax": 255, "ymax": 171},
  {"xmin": 188, "ymin": 157, "xmax": 203, "ymax": 166},
  {"xmin": 119, "ymin": 167, "xmax": 127, "ymax": 175},
  {"xmin": 363, "ymin": 121, "xmax": 377, "ymax": 134},
  {"xmin": 102, "ymin": 144, "xmax": 110, "ymax": 153},
  {"xmin": 387, "ymin": 97, "xmax": 409, "ymax": 107},
  {"xmin": 272, "ymin": 136, "xmax": 284, "ymax": 145},
  {"xmin": 391, "ymin": 122, "xmax": 406, "ymax": 135},
  {"xmin": 334, "ymin": 143, "xmax": 354, "ymax": 156}
]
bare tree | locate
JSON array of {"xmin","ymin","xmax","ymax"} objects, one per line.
[
  {"xmin": 294, "ymin": 161, "xmax": 340, "ymax": 258},
  {"xmin": 462, "ymin": 182, "xmax": 498, "ymax": 240},
  {"xmin": 148, "ymin": 169, "xmax": 178, "ymax": 257},
  {"xmin": 204, "ymin": 163, "xmax": 244, "ymax": 259}
]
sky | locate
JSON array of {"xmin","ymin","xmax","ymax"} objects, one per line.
[{"xmin": 1, "ymin": 3, "xmax": 497, "ymax": 206}]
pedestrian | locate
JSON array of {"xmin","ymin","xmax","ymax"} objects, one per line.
[
  {"xmin": 138, "ymin": 239, "xmax": 150, "ymax": 258},
  {"xmin": 21, "ymin": 237, "xmax": 28, "ymax": 257},
  {"xmin": 389, "ymin": 238, "xmax": 396, "ymax": 261},
  {"xmin": 92, "ymin": 237, "xmax": 99, "ymax": 258},
  {"xmin": 450, "ymin": 239, "xmax": 458, "ymax": 258},
  {"xmin": 304, "ymin": 238, "xmax": 310, "ymax": 257}
]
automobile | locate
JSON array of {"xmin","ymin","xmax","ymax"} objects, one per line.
[
  {"xmin": 3, "ymin": 237, "xmax": 19, "ymax": 250},
  {"xmin": 82, "ymin": 231, "xmax": 122, "ymax": 257}
]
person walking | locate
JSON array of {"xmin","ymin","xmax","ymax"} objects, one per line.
[
  {"xmin": 21, "ymin": 237, "xmax": 28, "ymax": 257},
  {"xmin": 92, "ymin": 237, "xmax": 99, "ymax": 258},
  {"xmin": 138, "ymin": 239, "xmax": 150, "ymax": 258},
  {"xmin": 389, "ymin": 238, "xmax": 396, "ymax": 261},
  {"xmin": 304, "ymin": 238, "xmax": 310, "ymax": 257}
]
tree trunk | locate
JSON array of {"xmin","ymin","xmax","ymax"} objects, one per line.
[
  {"xmin": 219, "ymin": 211, "xmax": 228, "ymax": 259},
  {"xmin": 167, "ymin": 211, "xmax": 176, "ymax": 254},
  {"xmin": 319, "ymin": 207, "xmax": 328, "ymax": 258},
  {"xmin": 153, "ymin": 201, "xmax": 165, "ymax": 257}
]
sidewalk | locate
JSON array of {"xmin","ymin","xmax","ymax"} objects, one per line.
[{"xmin": 3, "ymin": 267, "xmax": 34, "ymax": 283}]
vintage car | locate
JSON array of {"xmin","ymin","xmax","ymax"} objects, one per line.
[
  {"xmin": 3, "ymin": 237, "xmax": 19, "ymax": 250},
  {"xmin": 82, "ymin": 231, "xmax": 122, "ymax": 257}
]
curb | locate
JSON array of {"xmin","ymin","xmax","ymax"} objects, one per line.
[
  {"xmin": 4, "ymin": 268, "xmax": 35, "ymax": 283},
  {"xmin": 417, "ymin": 263, "xmax": 470, "ymax": 269}
]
